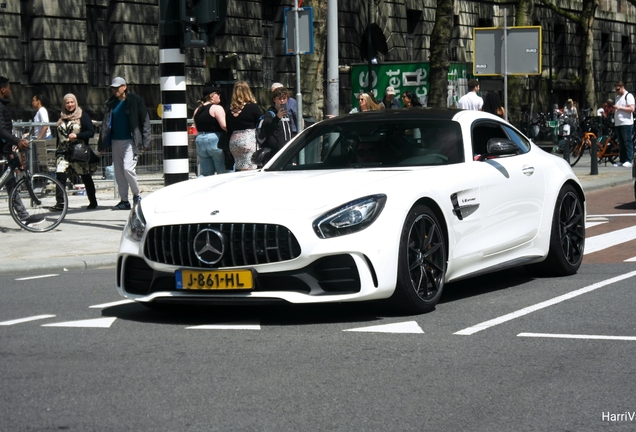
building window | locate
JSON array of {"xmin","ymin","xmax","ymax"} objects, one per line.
[
  {"xmin": 20, "ymin": 0, "xmax": 31, "ymax": 80},
  {"xmin": 86, "ymin": 4, "xmax": 109, "ymax": 86},
  {"xmin": 601, "ymin": 32, "xmax": 610, "ymax": 83},
  {"xmin": 622, "ymin": 35, "xmax": 631, "ymax": 83},
  {"xmin": 406, "ymin": 10, "xmax": 421, "ymax": 62},
  {"xmin": 262, "ymin": 0, "xmax": 280, "ymax": 87}
]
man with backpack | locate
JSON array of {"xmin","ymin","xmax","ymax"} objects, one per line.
[{"xmin": 255, "ymin": 86, "xmax": 293, "ymax": 166}]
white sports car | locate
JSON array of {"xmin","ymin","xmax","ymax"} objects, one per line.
[{"xmin": 116, "ymin": 109, "xmax": 586, "ymax": 314}]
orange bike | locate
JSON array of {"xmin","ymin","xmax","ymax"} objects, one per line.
[{"xmin": 568, "ymin": 131, "xmax": 596, "ymax": 167}]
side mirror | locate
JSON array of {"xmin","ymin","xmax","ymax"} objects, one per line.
[{"xmin": 486, "ymin": 138, "xmax": 519, "ymax": 156}]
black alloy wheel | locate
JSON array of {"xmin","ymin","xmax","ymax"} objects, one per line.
[{"xmin": 392, "ymin": 204, "xmax": 447, "ymax": 314}]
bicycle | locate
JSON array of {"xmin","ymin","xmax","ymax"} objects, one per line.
[
  {"xmin": 567, "ymin": 131, "xmax": 596, "ymax": 167},
  {"xmin": 0, "ymin": 143, "xmax": 68, "ymax": 232}
]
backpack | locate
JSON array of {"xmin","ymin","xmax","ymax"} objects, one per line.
[{"xmin": 255, "ymin": 108, "xmax": 277, "ymax": 146}]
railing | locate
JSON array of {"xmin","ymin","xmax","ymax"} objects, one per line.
[{"xmin": 9, "ymin": 120, "xmax": 199, "ymax": 197}]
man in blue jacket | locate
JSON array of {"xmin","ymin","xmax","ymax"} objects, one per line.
[{"xmin": 98, "ymin": 77, "xmax": 151, "ymax": 210}]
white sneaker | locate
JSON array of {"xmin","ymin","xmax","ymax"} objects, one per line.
[
  {"xmin": 623, "ymin": 161, "xmax": 632, "ymax": 168},
  {"xmin": 613, "ymin": 162, "xmax": 623, "ymax": 167}
]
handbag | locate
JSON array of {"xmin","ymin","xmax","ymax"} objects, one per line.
[
  {"xmin": 70, "ymin": 142, "xmax": 91, "ymax": 162},
  {"xmin": 251, "ymin": 146, "xmax": 272, "ymax": 167}
]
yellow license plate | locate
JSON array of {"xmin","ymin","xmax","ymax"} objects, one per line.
[{"xmin": 176, "ymin": 269, "xmax": 253, "ymax": 290}]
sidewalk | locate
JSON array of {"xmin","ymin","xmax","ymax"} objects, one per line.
[{"xmin": 0, "ymin": 154, "xmax": 633, "ymax": 276}]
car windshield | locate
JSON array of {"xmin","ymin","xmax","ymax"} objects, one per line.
[{"xmin": 267, "ymin": 119, "xmax": 464, "ymax": 171}]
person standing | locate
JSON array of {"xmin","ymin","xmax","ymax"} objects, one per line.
[
  {"xmin": 98, "ymin": 77, "xmax": 151, "ymax": 209},
  {"xmin": 226, "ymin": 81, "xmax": 262, "ymax": 171},
  {"xmin": 349, "ymin": 93, "xmax": 381, "ymax": 113},
  {"xmin": 0, "ymin": 76, "xmax": 44, "ymax": 225},
  {"xmin": 482, "ymin": 92, "xmax": 505, "ymax": 118},
  {"xmin": 193, "ymin": 87, "xmax": 227, "ymax": 176},
  {"xmin": 256, "ymin": 86, "xmax": 292, "ymax": 165},
  {"xmin": 563, "ymin": 98, "xmax": 578, "ymax": 121},
  {"xmin": 31, "ymin": 94, "xmax": 52, "ymax": 140},
  {"xmin": 271, "ymin": 82, "xmax": 301, "ymax": 137},
  {"xmin": 457, "ymin": 79, "xmax": 483, "ymax": 111},
  {"xmin": 52, "ymin": 94, "xmax": 99, "ymax": 210},
  {"xmin": 613, "ymin": 81, "xmax": 635, "ymax": 168},
  {"xmin": 401, "ymin": 91, "xmax": 423, "ymax": 108},
  {"xmin": 380, "ymin": 86, "xmax": 401, "ymax": 109}
]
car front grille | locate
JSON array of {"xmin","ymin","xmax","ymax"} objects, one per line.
[{"xmin": 144, "ymin": 223, "xmax": 302, "ymax": 268}]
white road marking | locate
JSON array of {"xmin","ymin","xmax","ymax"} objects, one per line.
[
  {"xmin": 344, "ymin": 321, "xmax": 424, "ymax": 334},
  {"xmin": 0, "ymin": 314, "xmax": 56, "ymax": 326},
  {"xmin": 15, "ymin": 274, "xmax": 59, "ymax": 281},
  {"xmin": 42, "ymin": 317, "xmax": 117, "ymax": 328},
  {"xmin": 584, "ymin": 225, "xmax": 636, "ymax": 255},
  {"xmin": 186, "ymin": 320, "xmax": 261, "ymax": 330},
  {"xmin": 518, "ymin": 333, "xmax": 636, "ymax": 341},
  {"xmin": 454, "ymin": 270, "xmax": 636, "ymax": 336},
  {"xmin": 89, "ymin": 300, "xmax": 135, "ymax": 309},
  {"xmin": 587, "ymin": 213, "xmax": 636, "ymax": 217},
  {"xmin": 625, "ymin": 256, "xmax": 636, "ymax": 262}
]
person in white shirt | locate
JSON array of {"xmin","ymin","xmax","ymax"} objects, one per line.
[
  {"xmin": 613, "ymin": 81, "xmax": 635, "ymax": 168},
  {"xmin": 31, "ymin": 94, "xmax": 52, "ymax": 139},
  {"xmin": 457, "ymin": 79, "xmax": 483, "ymax": 111}
]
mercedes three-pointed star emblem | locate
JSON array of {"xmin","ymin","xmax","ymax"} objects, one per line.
[{"xmin": 193, "ymin": 228, "xmax": 225, "ymax": 265}]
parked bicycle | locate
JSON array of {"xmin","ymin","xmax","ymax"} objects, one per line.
[{"xmin": 0, "ymin": 143, "xmax": 68, "ymax": 232}]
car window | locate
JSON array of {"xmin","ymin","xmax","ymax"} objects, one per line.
[
  {"xmin": 502, "ymin": 125, "xmax": 531, "ymax": 153},
  {"xmin": 270, "ymin": 120, "xmax": 465, "ymax": 171},
  {"xmin": 471, "ymin": 121, "xmax": 509, "ymax": 157}
]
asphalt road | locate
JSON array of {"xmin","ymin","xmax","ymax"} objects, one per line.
[{"xmin": 1, "ymin": 184, "xmax": 636, "ymax": 431}]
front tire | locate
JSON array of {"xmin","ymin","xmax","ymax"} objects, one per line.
[
  {"xmin": 533, "ymin": 184, "xmax": 585, "ymax": 275},
  {"xmin": 9, "ymin": 174, "xmax": 68, "ymax": 232},
  {"xmin": 391, "ymin": 204, "xmax": 447, "ymax": 314}
]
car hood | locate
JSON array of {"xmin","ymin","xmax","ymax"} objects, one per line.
[{"xmin": 150, "ymin": 169, "xmax": 415, "ymax": 216}]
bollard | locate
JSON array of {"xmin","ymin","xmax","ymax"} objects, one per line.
[
  {"xmin": 563, "ymin": 137, "xmax": 570, "ymax": 164},
  {"xmin": 590, "ymin": 136, "xmax": 598, "ymax": 175}
]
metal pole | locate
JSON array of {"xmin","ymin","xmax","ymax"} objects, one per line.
[
  {"xmin": 367, "ymin": 0, "xmax": 372, "ymax": 93},
  {"xmin": 294, "ymin": 0, "xmax": 303, "ymax": 133},
  {"xmin": 549, "ymin": 21, "xmax": 554, "ymax": 120},
  {"xmin": 591, "ymin": 137, "xmax": 598, "ymax": 175},
  {"xmin": 503, "ymin": 9, "xmax": 508, "ymax": 121},
  {"xmin": 326, "ymin": 0, "xmax": 339, "ymax": 117}
]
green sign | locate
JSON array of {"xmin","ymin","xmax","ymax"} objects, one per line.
[{"xmin": 351, "ymin": 62, "xmax": 473, "ymax": 108}]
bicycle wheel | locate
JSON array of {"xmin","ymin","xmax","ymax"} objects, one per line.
[
  {"xmin": 569, "ymin": 138, "xmax": 586, "ymax": 167},
  {"xmin": 9, "ymin": 173, "xmax": 68, "ymax": 232}
]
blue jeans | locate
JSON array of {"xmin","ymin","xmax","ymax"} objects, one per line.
[
  {"xmin": 195, "ymin": 132, "xmax": 226, "ymax": 176},
  {"xmin": 615, "ymin": 124, "xmax": 634, "ymax": 164}
]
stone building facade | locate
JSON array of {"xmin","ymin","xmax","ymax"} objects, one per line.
[{"xmin": 1, "ymin": 0, "xmax": 635, "ymax": 121}]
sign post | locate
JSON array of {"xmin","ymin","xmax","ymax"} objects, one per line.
[
  {"xmin": 284, "ymin": 5, "xmax": 314, "ymax": 135},
  {"xmin": 473, "ymin": 25, "xmax": 542, "ymax": 121}
]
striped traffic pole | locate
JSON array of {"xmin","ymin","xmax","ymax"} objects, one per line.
[{"xmin": 159, "ymin": 0, "xmax": 189, "ymax": 185}]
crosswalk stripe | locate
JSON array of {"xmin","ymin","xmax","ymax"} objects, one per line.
[
  {"xmin": 585, "ymin": 225, "xmax": 636, "ymax": 255},
  {"xmin": 42, "ymin": 317, "xmax": 117, "ymax": 328},
  {"xmin": 344, "ymin": 321, "xmax": 424, "ymax": 334},
  {"xmin": 186, "ymin": 320, "xmax": 261, "ymax": 330},
  {"xmin": 0, "ymin": 315, "xmax": 56, "ymax": 326}
]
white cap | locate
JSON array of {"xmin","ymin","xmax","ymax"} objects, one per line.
[
  {"xmin": 110, "ymin": 77, "xmax": 127, "ymax": 87},
  {"xmin": 271, "ymin": 82, "xmax": 284, "ymax": 92}
]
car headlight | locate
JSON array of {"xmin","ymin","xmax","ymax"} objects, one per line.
[
  {"xmin": 126, "ymin": 202, "xmax": 146, "ymax": 242},
  {"xmin": 313, "ymin": 194, "xmax": 386, "ymax": 239}
]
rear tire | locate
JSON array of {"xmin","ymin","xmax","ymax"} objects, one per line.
[
  {"xmin": 390, "ymin": 204, "xmax": 447, "ymax": 314},
  {"xmin": 568, "ymin": 138, "xmax": 586, "ymax": 167},
  {"xmin": 9, "ymin": 174, "xmax": 68, "ymax": 232},
  {"xmin": 531, "ymin": 184, "xmax": 585, "ymax": 276}
]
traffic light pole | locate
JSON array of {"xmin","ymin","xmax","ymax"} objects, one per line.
[{"xmin": 159, "ymin": 0, "xmax": 189, "ymax": 185}]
